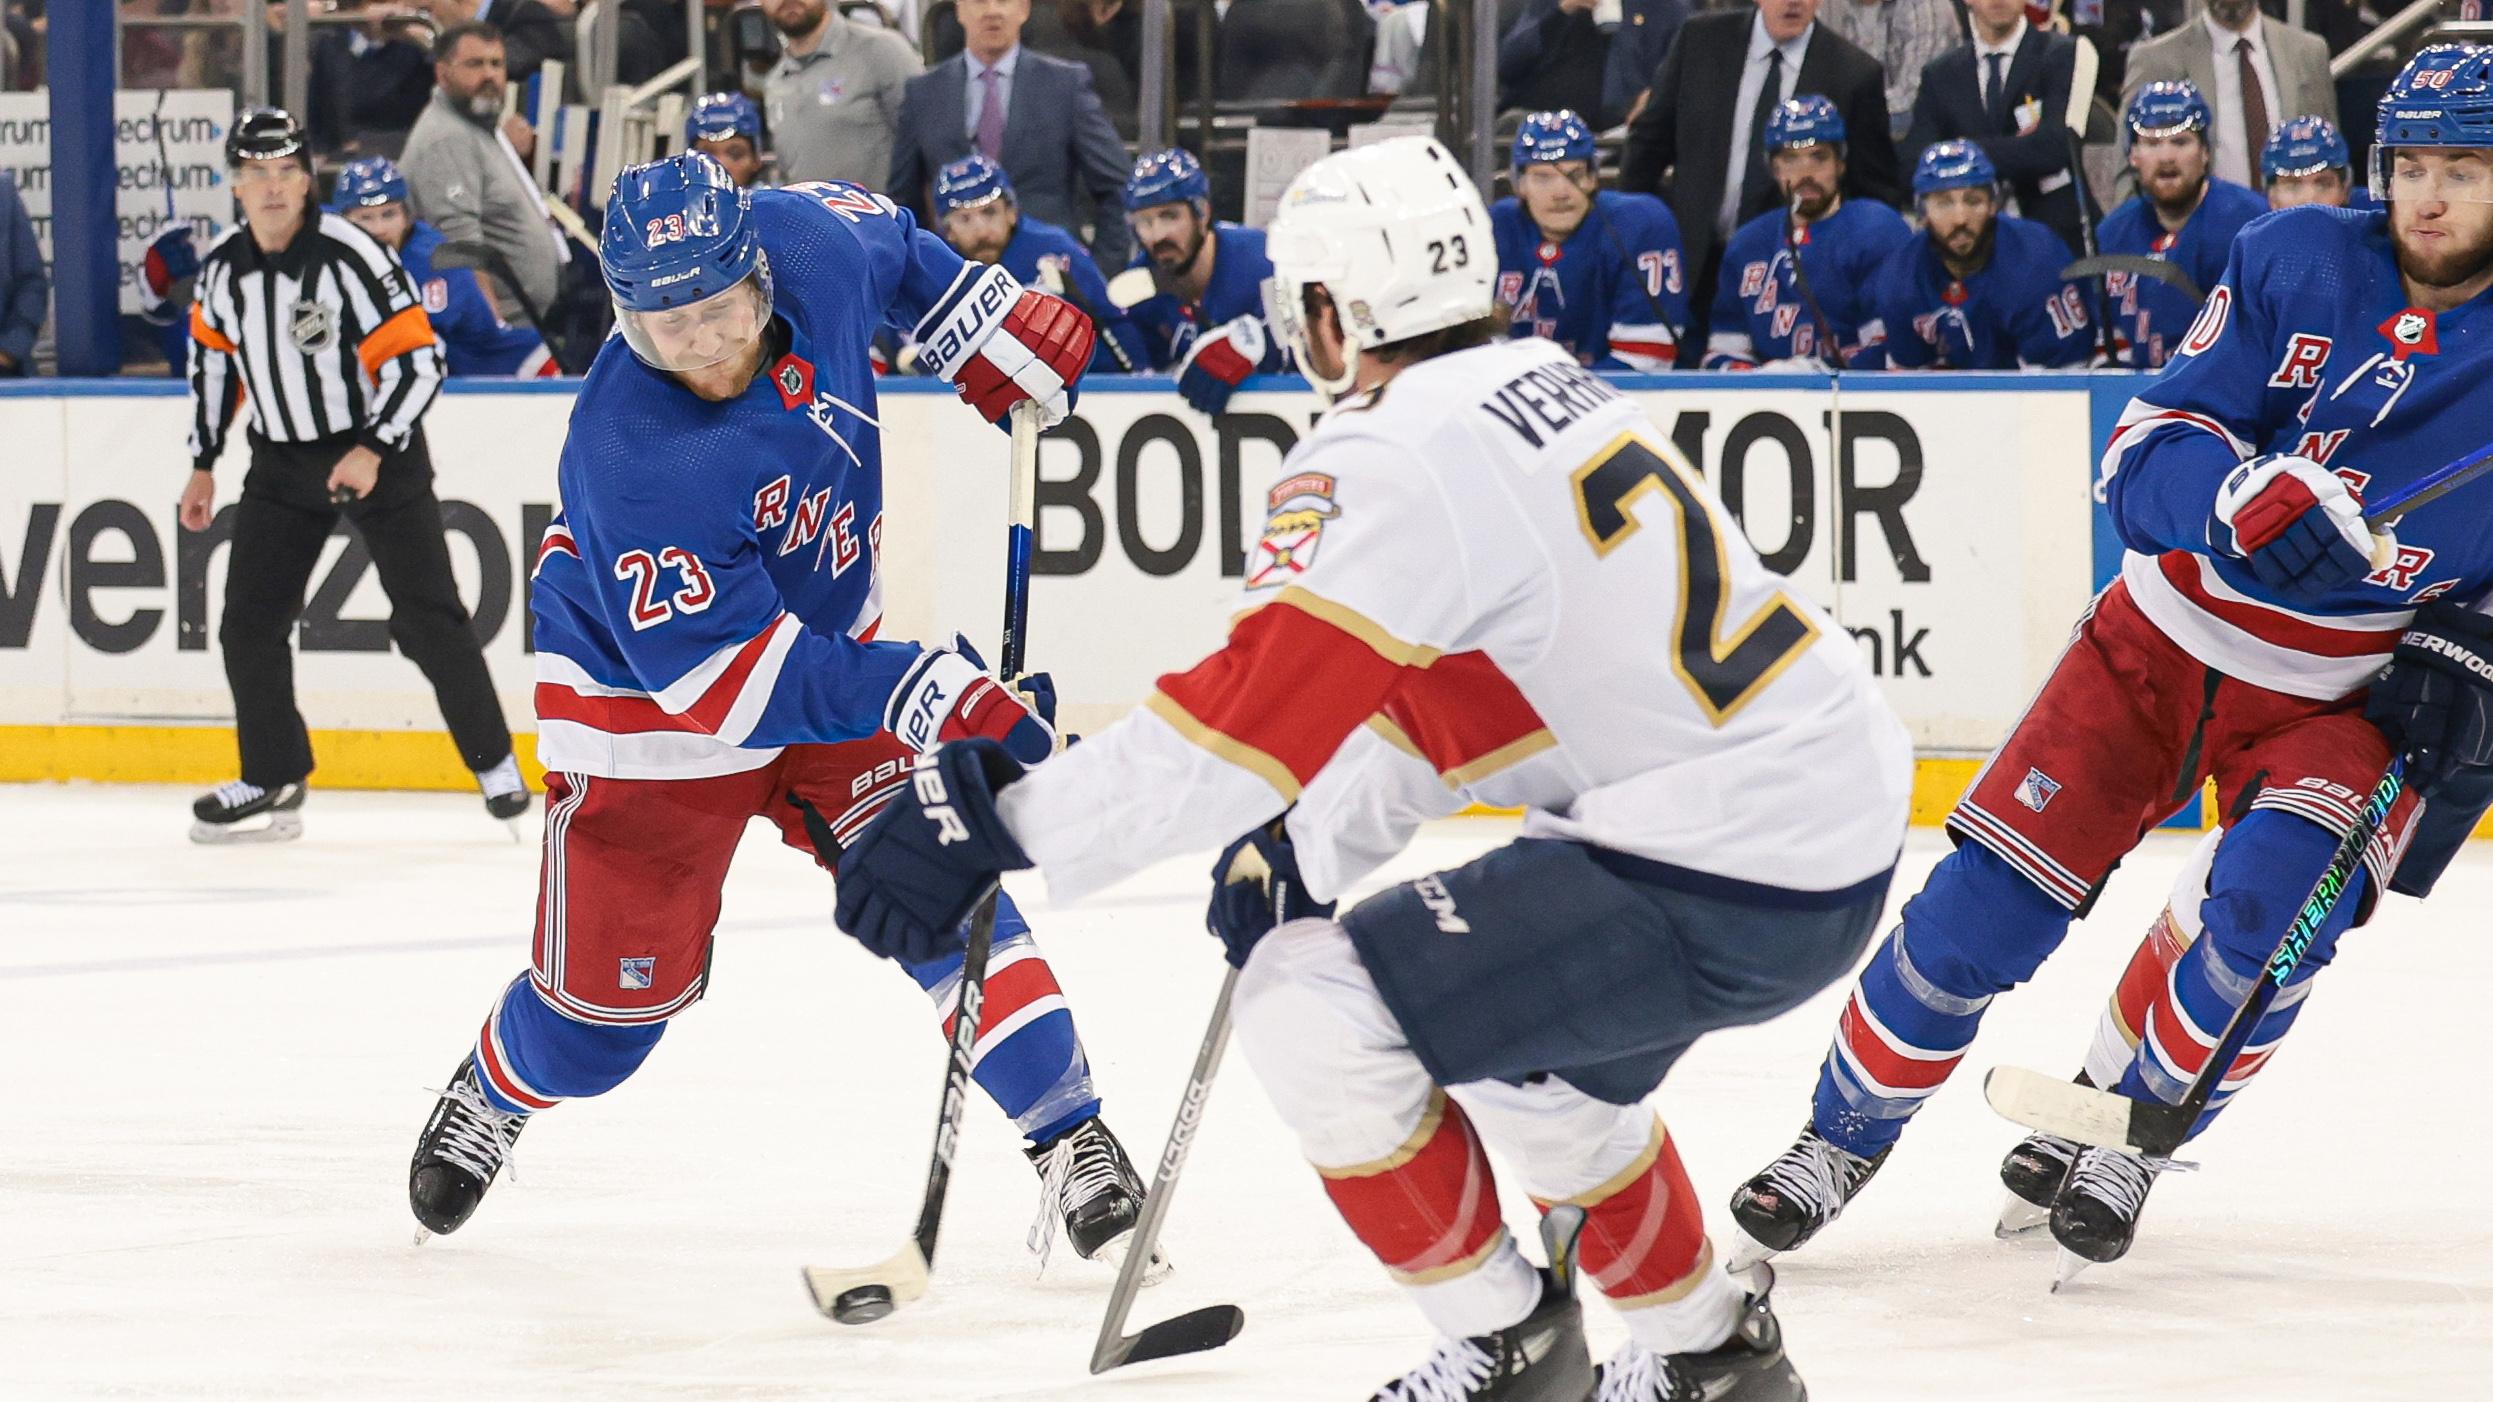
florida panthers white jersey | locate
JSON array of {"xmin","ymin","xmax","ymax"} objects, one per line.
[{"xmin": 997, "ymin": 335, "xmax": 1913, "ymax": 903}]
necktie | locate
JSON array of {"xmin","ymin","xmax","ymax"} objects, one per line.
[
  {"xmin": 2235, "ymin": 38, "xmax": 2270, "ymax": 184},
  {"xmin": 1740, "ymin": 49, "xmax": 1786, "ymax": 222},
  {"xmin": 1984, "ymin": 52, "xmax": 2007, "ymax": 126},
  {"xmin": 976, "ymin": 65, "xmax": 1007, "ymax": 163}
]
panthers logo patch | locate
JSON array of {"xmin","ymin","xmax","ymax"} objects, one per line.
[{"xmin": 1247, "ymin": 472, "xmax": 1339, "ymax": 590}]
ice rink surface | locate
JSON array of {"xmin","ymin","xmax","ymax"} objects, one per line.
[{"xmin": 6, "ymin": 784, "xmax": 2489, "ymax": 1401}]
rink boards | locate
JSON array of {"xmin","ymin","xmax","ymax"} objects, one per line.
[{"xmin": 0, "ymin": 372, "xmax": 2156, "ymax": 824}]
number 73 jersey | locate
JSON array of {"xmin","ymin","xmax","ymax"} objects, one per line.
[{"xmin": 996, "ymin": 335, "xmax": 1915, "ymax": 904}]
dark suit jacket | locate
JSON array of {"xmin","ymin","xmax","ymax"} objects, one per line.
[
  {"xmin": 479, "ymin": 0, "xmax": 566, "ymax": 87},
  {"xmin": 1906, "ymin": 29, "xmax": 2084, "ymax": 260},
  {"xmin": 889, "ymin": 48, "xmax": 1134, "ymax": 269},
  {"xmin": 1621, "ymin": 10, "xmax": 1902, "ymax": 309}
]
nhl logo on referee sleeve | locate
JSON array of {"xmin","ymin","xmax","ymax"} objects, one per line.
[
  {"xmin": 1246, "ymin": 472, "xmax": 1339, "ymax": 590},
  {"xmin": 618, "ymin": 957, "xmax": 656, "ymax": 990},
  {"xmin": 2014, "ymin": 768, "xmax": 2062, "ymax": 813},
  {"xmin": 288, "ymin": 299, "xmax": 338, "ymax": 354}
]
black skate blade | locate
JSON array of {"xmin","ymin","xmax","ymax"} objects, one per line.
[
  {"xmin": 1983, "ymin": 1067, "xmax": 2192, "ymax": 1158},
  {"xmin": 1089, "ymin": 1304, "xmax": 1245, "ymax": 1373}
]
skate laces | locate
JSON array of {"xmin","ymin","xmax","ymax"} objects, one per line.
[
  {"xmin": 1596, "ymin": 1344, "xmax": 1675, "ymax": 1402},
  {"xmin": 1374, "ymin": 1336, "xmax": 1496, "ymax": 1401},
  {"xmin": 1024, "ymin": 1126, "xmax": 1131, "ymax": 1275},
  {"xmin": 431, "ymin": 1075, "xmax": 524, "ymax": 1183},
  {"xmin": 207, "ymin": 779, "xmax": 264, "ymax": 808},
  {"xmin": 2068, "ymin": 1147, "xmax": 2157, "ymax": 1215},
  {"xmin": 1757, "ymin": 1130, "xmax": 1861, "ymax": 1216}
]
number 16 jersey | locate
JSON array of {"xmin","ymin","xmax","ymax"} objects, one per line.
[{"xmin": 998, "ymin": 334, "xmax": 1914, "ymax": 904}]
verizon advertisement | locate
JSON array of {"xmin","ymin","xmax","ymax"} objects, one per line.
[{"xmin": 1, "ymin": 379, "xmax": 2096, "ymax": 768}]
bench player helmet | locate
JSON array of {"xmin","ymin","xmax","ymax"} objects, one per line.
[
  {"xmin": 1123, "ymin": 148, "xmax": 1210, "ymax": 213},
  {"xmin": 1913, "ymin": 139, "xmax": 1997, "ymax": 200},
  {"xmin": 2262, "ymin": 115, "xmax": 2349, "ymax": 183},
  {"xmin": 1510, "ymin": 110, "xmax": 1597, "ymax": 175},
  {"xmin": 936, "ymin": 152, "xmax": 1014, "ymax": 214},
  {"xmin": 335, "ymin": 156, "xmax": 410, "ymax": 208},
  {"xmin": 1765, "ymin": 95, "xmax": 1846, "ymax": 155},
  {"xmin": 684, "ymin": 91, "xmax": 764, "ymax": 148},
  {"xmin": 602, "ymin": 152, "xmax": 773, "ymax": 373},
  {"xmin": 1263, "ymin": 136, "xmax": 1493, "ymax": 400},
  {"xmin": 2373, "ymin": 43, "xmax": 2493, "ymax": 203},
  {"xmin": 2125, "ymin": 81, "xmax": 2213, "ymax": 147}
]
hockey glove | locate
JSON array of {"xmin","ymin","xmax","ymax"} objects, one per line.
[
  {"xmin": 2365, "ymin": 602, "xmax": 2493, "ymax": 799},
  {"xmin": 138, "ymin": 225, "xmax": 200, "ymax": 327},
  {"xmin": 836, "ymin": 740, "xmax": 1033, "ymax": 964},
  {"xmin": 885, "ymin": 634, "xmax": 1058, "ymax": 764},
  {"xmin": 1205, "ymin": 818, "xmax": 1336, "ymax": 968},
  {"xmin": 1174, "ymin": 315, "xmax": 1267, "ymax": 416},
  {"xmin": 913, "ymin": 262, "xmax": 1094, "ymax": 428},
  {"xmin": 2211, "ymin": 453, "xmax": 2390, "ymax": 601}
]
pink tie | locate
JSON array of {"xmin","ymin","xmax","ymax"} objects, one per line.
[{"xmin": 976, "ymin": 66, "xmax": 1006, "ymax": 163}]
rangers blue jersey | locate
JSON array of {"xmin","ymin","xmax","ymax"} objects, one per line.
[
  {"xmin": 402, "ymin": 221, "xmax": 554, "ymax": 377},
  {"xmin": 2099, "ymin": 203, "xmax": 2493, "ymax": 701},
  {"xmin": 2096, "ymin": 177, "xmax": 2267, "ymax": 368},
  {"xmin": 998, "ymin": 213, "xmax": 1147, "ymax": 373},
  {"xmin": 1490, "ymin": 190, "xmax": 1687, "ymax": 371},
  {"xmin": 1706, "ymin": 198, "xmax": 1911, "ymax": 369},
  {"xmin": 1872, "ymin": 214, "xmax": 2093, "ymax": 369},
  {"xmin": 1125, "ymin": 222, "xmax": 1283, "ymax": 373},
  {"xmin": 533, "ymin": 182, "xmax": 988, "ymax": 779}
]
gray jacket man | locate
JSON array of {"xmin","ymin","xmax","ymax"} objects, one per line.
[
  {"xmin": 2121, "ymin": 3, "xmax": 2334, "ymax": 189},
  {"xmin": 398, "ymin": 88, "xmax": 566, "ymax": 324},
  {"xmin": 763, "ymin": 2, "xmax": 925, "ymax": 190}
]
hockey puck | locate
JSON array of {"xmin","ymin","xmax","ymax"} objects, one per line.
[{"xmin": 830, "ymin": 1284, "xmax": 894, "ymax": 1325}]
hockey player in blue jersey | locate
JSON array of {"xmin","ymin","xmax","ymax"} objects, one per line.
[
  {"xmin": 406, "ymin": 153, "xmax": 1170, "ymax": 1278},
  {"xmin": 2097, "ymin": 81, "xmax": 2269, "ymax": 368},
  {"xmin": 933, "ymin": 154, "xmax": 1145, "ymax": 373},
  {"xmin": 1729, "ymin": 43, "xmax": 2493, "ymax": 1282},
  {"xmin": 1704, "ymin": 97, "xmax": 1912, "ymax": 370},
  {"xmin": 335, "ymin": 158, "xmax": 557, "ymax": 377},
  {"xmin": 684, "ymin": 91, "xmax": 770, "ymax": 190},
  {"xmin": 1489, "ymin": 109, "xmax": 1687, "ymax": 371},
  {"xmin": 2263, "ymin": 114, "xmax": 2371, "ymax": 211},
  {"xmin": 1872, "ymin": 141, "xmax": 2094, "ymax": 369},
  {"xmin": 1119, "ymin": 148, "xmax": 1284, "ymax": 414}
]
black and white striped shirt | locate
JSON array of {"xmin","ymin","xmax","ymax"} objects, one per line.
[{"xmin": 187, "ymin": 210, "xmax": 447, "ymax": 471}]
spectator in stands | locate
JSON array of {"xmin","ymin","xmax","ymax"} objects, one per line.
[
  {"xmin": 1872, "ymin": 140, "xmax": 2095, "ymax": 369},
  {"xmin": 930, "ymin": 154, "xmax": 1147, "ymax": 371},
  {"xmin": 1904, "ymin": 0, "xmax": 2084, "ymax": 259},
  {"xmin": 1820, "ymin": 0, "xmax": 1963, "ymax": 141},
  {"xmin": 308, "ymin": 4, "xmax": 436, "ymax": 158},
  {"xmin": 1497, "ymin": 0, "xmax": 1615, "ymax": 119},
  {"xmin": 2097, "ymin": 81, "xmax": 2264, "ymax": 367},
  {"xmin": 889, "ymin": 0, "xmax": 1133, "ymax": 269},
  {"xmin": 1706, "ymin": 96, "xmax": 1911, "ymax": 369},
  {"xmin": 415, "ymin": 0, "xmax": 567, "ymax": 89},
  {"xmin": 685, "ymin": 91, "xmax": 772, "ymax": 189},
  {"xmin": 1600, "ymin": 0, "xmax": 1687, "ymax": 128},
  {"xmin": 762, "ymin": 0, "xmax": 923, "ymax": 191},
  {"xmin": 1119, "ymin": 148, "xmax": 1282, "ymax": 415},
  {"xmin": 1214, "ymin": 0, "xmax": 1369, "ymax": 104},
  {"xmin": 2072, "ymin": 0, "xmax": 2186, "ymax": 109},
  {"xmin": 2120, "ymin": 0, "xmax": 2334, "ymax": 190},
  {"xmin": 2262, "ymin": 114, "xmax": 2361, "ymax": 209},
  {"xmin": 0, "ymin": 170, "xmax": 43, "ymax": 376},
  {"xmin": 1621, "ymin": 0, "xmax": 1900, "ymax": 360},
  {"xmin": 334, "ymin": 156, "xmax": 558, "ymax": 376},
  {"xmin": 399, "ymin": 21, "xmax": 569, "ymax": 332},
  {"xmin": 1490, "ymin": 110, "xmax": 1687, "ymax": 371}
]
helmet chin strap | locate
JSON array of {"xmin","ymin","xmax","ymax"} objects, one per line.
[{"xmin": 1300, "ymin": 285, "xmax": 1364, "ymax": 403}]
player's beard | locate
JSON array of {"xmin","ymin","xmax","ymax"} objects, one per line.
[
  {"xmin": 2144, "ymin": 166, "xmax": 2203, "ymax": 221},
  {"xmin": 2394, "ymin": 208, "xmax": 2493, "ymax": 294},
  {"xmin": 1787, "ymin": 180, "xmax": 1836, "ymax": 223},
  {"xmin": 1149, "ymin": 226, "xmax": 1208, "ymax": 276},
  {"xmin": 1938, "ymin": 217, "xmax": 1996, "ymax": 277}
]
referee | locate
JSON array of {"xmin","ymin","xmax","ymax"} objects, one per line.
[{"xmin": 178, "ymin": 107, "xmax": 529, "ymax": 843}]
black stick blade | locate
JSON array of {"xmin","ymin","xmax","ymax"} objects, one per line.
[{"xmin": 1090, "ymin": 1304, "xmax": 1247, "ymax": 1373}]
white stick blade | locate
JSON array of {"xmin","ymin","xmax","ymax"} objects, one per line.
[
  {"xmin": 1981, "ymin": 1066, "xmax": 2152, "ymax": 1153},
  {"xmin": 802, "ymin": 1244, "xmax": 930, "ymax": 1319}
]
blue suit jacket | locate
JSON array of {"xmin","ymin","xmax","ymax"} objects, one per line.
[
  {"xmin": 0, "ymin": 173, "xmax": 46, "ymax": 372},
  {"xmin": 888, "ymin": 48, "xmax": 1133, "ymax": 271}
]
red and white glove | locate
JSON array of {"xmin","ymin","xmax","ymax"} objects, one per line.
[
  {"xmin": 1174, "ymin": 314, "xmax": 1267, "ymax": 415},
  {"xmin": 885, "ymin": 634, "xmax": 1059, "ymax": 764},
  {"xmin": 2210, "ymin": 453, "xmax": 2391, "ymax": 600},
  {"xmin": 911, "ymin": 263, "xmax": 1094, "ymax": 427}
]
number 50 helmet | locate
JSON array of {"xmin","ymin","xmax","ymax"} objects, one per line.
[
  {"xmin": 1262, "ymin": 136, "xmax": 1493, "ymax": 401},
  {"xmin": 2373, "ymin": 43, "xmax": 2493, "ymax": 203},
  {"xmin": 601, "ymin": 152, "xmax": 773, "ymax": 374}
]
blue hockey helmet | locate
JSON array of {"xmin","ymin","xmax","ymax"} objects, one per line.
[
  {"xmin": 1764, "ymin": 95, "xmax": 1846, "ymax": 155},
  {"xmin": 602, "ymin": 152, "xmax": 774, "ymax": 373},
  {"xmin": 684, "ymin": 91, "xmax": 764, "ymax": 148},
  {"xmin": 1913, "ymin": 139, "xmax": 1997, "ymax": 198},
  {"xmin": 2373, "ymin": 43, "xmax": 2493, "ymax": 202},
  {"xmin": 2125, "ymin": 80, "xmax": 2213, "ymax": 145},
  {"xmin": 2262, "ymin": 115, "xmax": 2349, "ymax": 182},
  {"xmin": 1510, "ymin": 110, "xmax": 1598, "ymax": 174},
  {"xmin": 935, "ymin": 153, "xmax": 1015, "ymax": 215},
  {"xmin": 1123, "ymin": 148, "xmax": 1209, "ymax": 213},
  {"xmin": 334, "ymin": 156, "xmax": 409, "ymax": 207}
]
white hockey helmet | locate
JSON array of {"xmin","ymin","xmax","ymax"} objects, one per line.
[{"xmin": 1262, "ymin": 136, "xmax": 1495, "ymax": 399}]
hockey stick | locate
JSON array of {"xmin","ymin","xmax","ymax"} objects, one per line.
[
  {"xmin": 1780, "ymin": 195, "xmax": 1850, "ymax": 372},
  {"xmin": 801, "ymin": 400, "xmax": 1045, "ymax": 1324},
  {"xmin": 2058, "ymin": 254, "xmax": 2204, "ymax": 305},
  {"xmin": 2060, "ymin": 38, "xmax": 2124, "ymax": 368}
]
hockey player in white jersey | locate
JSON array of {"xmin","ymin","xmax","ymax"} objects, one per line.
[{"xmin": 828, "ymin": 136, "xmax": 1914, "ymax": 1401}]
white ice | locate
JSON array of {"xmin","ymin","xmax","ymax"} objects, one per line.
[{"xmin": 5, "ymin": 785, "xmax": 2487, "ymax": 1401}]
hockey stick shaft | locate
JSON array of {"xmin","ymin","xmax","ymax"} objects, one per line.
[
  {"xmin": 1781, "ymin": 201, "xmax": 1849, "ymax": 371},
  {"xmin": 2365, "ymin": 441, "xmax": 2493, "ymax": 526}
]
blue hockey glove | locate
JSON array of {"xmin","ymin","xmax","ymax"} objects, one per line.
[
  {"xmin": 2366, "ymin": 602, "xmax": 2493, "ymax": 799},
  {"xmin": 835, "ymin": 739, "xmax": 1034, "ymax": 964},
  {"xmin": 1174, "ymin": 314, "xmax": 1265, "ymax": 416},
  {"xmin": 1205, "ymin": 818, "xmax": 1336, "ymax": 968},
  {"xmin": 138, "ymin": 224, "xmax": 201, "ymax": 326},
  {"xmin": 2211, "ymin": 453, "xmax": 2389, "ymax": 600},
  {"xmin": 885, "ymin": 634, "xmax": 1057, "ymax": 764}
]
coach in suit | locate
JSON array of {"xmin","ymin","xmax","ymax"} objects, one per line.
[
  {"xmin": 889, "ymin": 0, "xmax": 1134, "ymax": 269},
  {"xmin": 2120, "ymin": 0, "xmax": 2334, "ymax": 189},
  {"xmin": 1906, "ymin": 0, "xmax": 2085, "ymax": 258},
  {"xmin": 1622, "ymin": 0, "xmax": 1901, "ymax": 357}
]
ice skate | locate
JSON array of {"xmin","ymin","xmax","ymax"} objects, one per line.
[
  {"xmin": 189, "ymin": 779, "xmax": 305, "ymax": 845},
  {"xmin": 1996, "ymin": 1131, "xmax": 2081, "ymax": 1238},
  {"xmin": 1367, "ymin": 1266, "xmax": 1592, "ymax": 1401},
  {"xmin": 408, "ymin": 1056, "xmax": 528, "ymax": 1242},
  {"xmin": 1027, "ymin": 1116, "xmax": 1169, "ymax": 1282},
  {"xmin": 2048, "ymin": 1145, "xmax": 2162, "ymax": 1289},
  {"xmin": 1727, "ymin": 1127, "xmax": 1887, "ymax": 1269},
  {"xmin": 1594, "ymin": 1266, "xmax": 1806, "ymax": 1402},
  {"xmin": 475, "ymin": 754, "xmax": 531, "ymax": 832}
]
